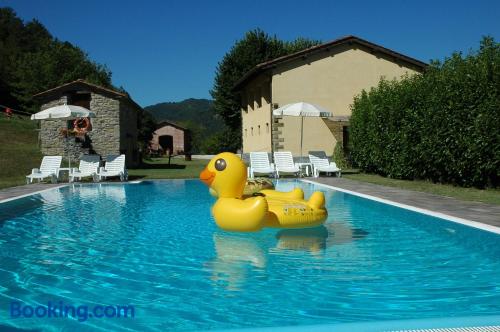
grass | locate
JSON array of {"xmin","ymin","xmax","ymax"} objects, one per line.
[
  {"xmin": 0, "ymin": 115, "xmax": 42, "ymax": 189},
  {"xmin": 1, "ymin": 115, "xmax": 498, "ymax": 207},
  {"xmin": 128, "ymin": 157, "xmax": 208, "ymax": 180},
  {"xmin": 0, "ymin": 116, "xmax": 208, "ymax": 188},
  {"xmin": 344, "ymin": 173, "xmax": 500, "ymax": 206}
]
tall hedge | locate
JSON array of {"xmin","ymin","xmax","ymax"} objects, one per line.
[{"xmin": 350, "ymin": 37, "xmax": 499, "ymax": 188}]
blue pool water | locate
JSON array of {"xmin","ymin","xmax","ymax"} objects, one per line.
[{"xmin": 0, "ymin": 180, "xmax": 499, "ymax": 331}]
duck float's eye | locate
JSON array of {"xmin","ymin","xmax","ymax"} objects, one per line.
[{"xmin": 214, "ymin": 158, "xmax": 227, "ymax": 171}]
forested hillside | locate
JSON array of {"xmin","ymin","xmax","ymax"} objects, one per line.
[
  {"xmin": 0, "ymin": 7, "xmax": 114, "ymax": 113},
  {"xmin": 145, "ymin": 98, "xmax": 225, "ymax": 153}
]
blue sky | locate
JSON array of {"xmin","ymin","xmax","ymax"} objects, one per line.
[{"xmin": 2, "ymin": 0, "xmax": 499, "ymax": 107}]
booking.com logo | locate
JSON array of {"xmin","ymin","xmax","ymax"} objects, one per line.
[{"xmin": 10, "ymin": 301, "xmax": 135, "ymax": 322}]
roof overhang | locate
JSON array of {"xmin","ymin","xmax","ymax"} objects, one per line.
[
  {"xmin": 33, "ymin": 79, "xmax": 143, "ymax": 111},
  {"xmin": 233, "ymin": 35, "xmax": 428, "ymax": 92}
]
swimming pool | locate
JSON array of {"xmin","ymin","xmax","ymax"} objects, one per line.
[{"xmin": 0, "ymin": 180, "xmax": 499, "ymax": 331}]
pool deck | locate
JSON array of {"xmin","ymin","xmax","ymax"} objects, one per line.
[
  {"xmin": 0, "ymin": 183, "xmax": 67, "ymax": 202},
  {"xmin": 1, "ymin": 179, "xmax": 499, "ymax": 229},
  {"xmin": 309, "ymin": 177, "xmax": 500, "ymax": 228}
]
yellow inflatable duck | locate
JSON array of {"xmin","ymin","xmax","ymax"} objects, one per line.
[{"xmin": 199, "ymin": 152, "xmax": 328, "ymax": 232}]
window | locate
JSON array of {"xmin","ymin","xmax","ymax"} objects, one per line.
[
  {"xmin": 258, "ymin": 125, "xmax": 261, "ymax": 135},
  {"xmin": 67, "ymin": 117, "xmax": 92, "ymax": 132},
  {"xmin": 263, "ymin": 87, "xmax": 271, "ymax": 104},
  {"xmin": 68, "ymin": 91, "xmax": 91, "ymax": 109},
  {"xmin": 266, "ymin": 123, "xmax": 269, "ymax": 133},
  {"xmin": 343, "ymin": 126, "xmax": 350, "ymax": 155},
  {"xmin": 248, "ymin": 90, "xmax": 254, "ymax": 111},
  {"xmin": 251, "ymin": 127, "xmax": 253, "ymax": 136},
  {"xmin": 244, "ymin": 129, "xmax": 247, "ymax": 137},
  {"xmin": 256, "ymin": 87, "xmax": 262, "ymax": 108}
]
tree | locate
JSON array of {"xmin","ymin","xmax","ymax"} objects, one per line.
[
  {"xmin": 136, "ymin": 109, "xmax": 157, "ymax": 162},
  {"xmin": 210, "ymin": 29, "xmax": 320, "ymax": 152},
  {"xmin": 0, "ymin": 7, "xmax": 113, "ymax": 113}
]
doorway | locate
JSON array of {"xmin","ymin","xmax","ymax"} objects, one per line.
[
  {"xmin": 342, "ymin": 126, "xmax": 350, "ymax": 157},
  {"xmin": 158, "ymin": 135, "xmax": 173, "ymax": 155}
]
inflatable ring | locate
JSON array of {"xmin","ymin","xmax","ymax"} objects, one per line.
[
  {"xmin": 200, "ymin": 152, "xmax": 328, "ymax": 232},
  {"xmin": 73, "ymin": 117, "xmax": 91, "ymax": 134}
]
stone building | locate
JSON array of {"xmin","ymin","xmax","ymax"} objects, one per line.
[
  {"xmin": 233, "ymin": 35, "xmax": 428, "ymax": 156},
  {"xmin": 33, "ymin": 79, "xmax": 141, "ymax": 167},
  {"xmin": 149, "ymin": 121, "xmax": 190, "ymax": 155}
]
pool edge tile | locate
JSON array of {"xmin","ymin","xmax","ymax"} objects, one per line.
[{"xmin": 302, "ymin": 179, "xmax": 500, "ymax": 235}]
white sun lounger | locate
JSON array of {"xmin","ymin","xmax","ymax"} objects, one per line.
[
  {"xmin": 249, "ymin": 152, "xmax": 276, "ymax": 178},
  {"xmin": 273, "ymin": 151, "xmax": 300, "ymax": 178},
  {"xmin": 97, "ymin": 154, "xmax": 127, "ymax": 181},
  {"xmin": 26, "ymin": 156, "xmax": 62, "ymax": 184},
  {"xmin": 69, "ymin": 155, "xmax": 101, "ymax": 182},
  {"xmin": 309, "ymin": 153, "xmax": 341, "ymax": 177}
]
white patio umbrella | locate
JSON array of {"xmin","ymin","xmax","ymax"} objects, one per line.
[
  {"xmin": 31, "ymin": 104, "xmax": 95, "ymax": 120},
  {"xmin": 272, "ymin": 102, "xmax": 332, "ymax": 160},
  {"xmin": 31, "ymin": 104, "xmax": 96, "ymax": 178}
]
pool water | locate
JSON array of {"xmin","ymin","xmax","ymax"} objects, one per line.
[{"xmin": 0, "ymin": 180, "xmax": 499, "ymax": 331}]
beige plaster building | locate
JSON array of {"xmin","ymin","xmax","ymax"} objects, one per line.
[{"xmin": 234, "ymin": 36, "xmax": 427, "ymax": 156}]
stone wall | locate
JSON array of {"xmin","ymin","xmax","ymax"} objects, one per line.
[
  {"xmin": 39, "ymin": 96, "xmax": 70, "ymax": 157},
  {"xmin": 271, "ymin": 116, "xmax": 284, "ymax": 151},
  {"xmin": 87, "ymin": 93, "xmax": 120, "ymax": 157},
  {"xmin": 39, "ymin": 93, "xmax": 123, "ymax": 163}
]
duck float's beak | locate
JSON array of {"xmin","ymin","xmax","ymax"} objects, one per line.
[{"xmin": 200, "ymin": 168, "xmax": 215, "ymax": 186}]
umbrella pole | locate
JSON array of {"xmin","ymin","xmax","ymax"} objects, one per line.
[
  {"xmin": 300, "ymin": 116, "xmax": 304, "ymax": 161},
  {"xmin": 66, "ymin": 137, "xmax": 70, "ymax": 182}
]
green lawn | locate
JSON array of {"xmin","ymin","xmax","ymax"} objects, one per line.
[
  {"xmin": 0, "ymin": 116, "xmax": 208, "ymax": 188},
  {"xmin": 128, "ymin": 157, "xmax": 208, "ymax": 180},
  {"xmin": 344, "ymin": 173, "xmax": 500, "ymax": 206},
  {"xmin": 0, "ymin": 116, "xmax": 42, "ymax": 189},
  {"xmin": 1, "ymin": 116, "xmax": 499, "ymax": 207}
]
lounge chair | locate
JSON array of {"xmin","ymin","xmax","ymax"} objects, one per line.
[
  {"xmin": 309, "ymin": 152, "xmax": 341, "ymax": 177},
  {"xmin": 69, "ymin": 155, "xmax": 101, "ymax": 182},
  {"xmin": 26, "ymin": 156, "xmax": 62, "ymax": 184},
  {"xmin": 249, "ymin": 152, "xmax": 276, "ymax": 178},
  {"xmin": 97, "ymin": 154, "xmax": 128, "ymax": 181},
  {"xmin": 273, "ymin": 151, "xmax": 300, "ymax": 178}
]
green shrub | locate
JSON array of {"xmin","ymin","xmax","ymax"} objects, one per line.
[
  {"xmin": 350, "ymin": 37, "xmax": 500, "ymax": 188},
  {"xmin": 332, "ymin": 143, "xmax": 349, "ymax": 169}
]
